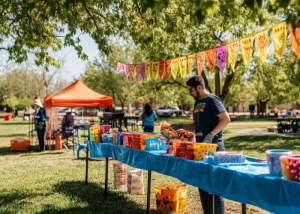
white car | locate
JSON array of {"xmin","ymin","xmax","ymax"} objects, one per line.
[{"xmin": 156, "ymin": 106, "xmax": 182, "ymax": 117}]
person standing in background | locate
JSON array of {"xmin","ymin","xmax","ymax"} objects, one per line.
[
  {"xmin": 33, "ymin": 99, "xmax": 48, "ymax": 151},
  {"xmin": 141, "ymin": 103, "xmax": 157, "ymax": 133}
]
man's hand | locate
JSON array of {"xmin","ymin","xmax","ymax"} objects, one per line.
[
  {"xmin": 170, "ymin": 123, "xmax": 183, "ymax": 130},
  {"xmin": 203, "ymin": 133, "xmax": 214, "ymax": 143}
]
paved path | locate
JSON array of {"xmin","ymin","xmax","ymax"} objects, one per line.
[{"xmin": 227, "ymin": 127, "xmax": 300, "ymax": 138}]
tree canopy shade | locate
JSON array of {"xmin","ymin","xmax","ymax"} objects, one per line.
[
  {"xmin": 44, "ymin": 79, "xmax": 113, "ymax": 107},
  {"xmin": 0, "ymin": 0, "xmax": 299, "ymax": 69}
]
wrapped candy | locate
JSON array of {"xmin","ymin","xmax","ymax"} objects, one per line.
[{"xmin": 161, "ymin": 122, "xmax": 195, "ymax": 142}]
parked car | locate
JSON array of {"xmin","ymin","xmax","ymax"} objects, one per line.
[
  {"xmin": 135, "ymin": 108, "xmax": 143, "ymax": 117},
  {"xmin": 156, "ymin": 106, "xmax": 183, "ymax": 117}
]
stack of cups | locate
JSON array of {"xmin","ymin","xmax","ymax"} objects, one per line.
[
  {"xmin": 113, "ymin": 162, "xmax": 128, "ymax": 191},
  {"xmin": 127, "ymin": 169, "xmax": 144, "ymax": 195}
]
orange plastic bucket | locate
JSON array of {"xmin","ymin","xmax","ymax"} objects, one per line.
[
  {"xmin": 4, "ymin": 114, "xmax": 12, "ymax": 121},
  {"xmin": 55, "ymin": 135, "xmax": 62, "ymax": 150}
]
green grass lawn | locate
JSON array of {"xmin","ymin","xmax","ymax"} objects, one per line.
[{"xmin": 1, "ymin": 117, "xmax": 299, "ymax": 213}]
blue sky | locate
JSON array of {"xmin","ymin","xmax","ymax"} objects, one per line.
[{"xmin": 57, "ymin": 34, "xmax": 99, "ymax": 78}]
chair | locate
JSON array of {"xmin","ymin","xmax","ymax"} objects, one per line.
[{"xmin": 77, "ymin": 143, "xmax": 87, "ymax": 159}]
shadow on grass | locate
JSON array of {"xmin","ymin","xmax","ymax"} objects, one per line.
[
  {"xmin": 0, "ymin": 146, "xmax": 64, "ymax": 156},
  {"xmin": 40, "ymin": 181, "xmax": 147, "ymax": 214},
  {"xmin": 0, "ymin": 122, "xmax": 30, "ymax": 126},
  {"xmin": 226, "ymin": 135, "xmax": 300, "ymax": 153},
  {"xmin": 0, "ymin": 134, "xmax": 28, "ymax": 138}
]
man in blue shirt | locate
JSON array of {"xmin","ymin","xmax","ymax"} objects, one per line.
[{"xmin": 172, "ymin": 76, "xmax": 230, "ymax": 214}]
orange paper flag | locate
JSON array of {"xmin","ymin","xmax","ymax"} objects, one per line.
[
  {"xmin": 240, "ymin": 36, "xmax": 253, "ymax": 67},
  {"xmin": 164, "ymin": 60, "xmax": 171, "ymax": 79},
  {"xmin": 178, "ymin": 57, "xmax": 187, "ymax": 78},
  {"xmin": 159, "ymin": 61, "xmax": 165, "ymax": 80},
  {"xmin": 205, "ymin": 49, "xmax": 216, "ymax": 74},
  {"xmin": 152, "ymin": 62, "xmax": 160, "ymax": 80},
  {"xmin": 255, "ymin": 29, "xmax": 269, "ymax": 64},
  {"xmin": 171, "ymin": 58, "xmax": 179, "ymax": 79},
  {"xmin": 197, "ymin": 52, "xmax": 205, "ymax": 76},
  {"xmin": 289, "ymin": 21, "xmax": 300, "ymax": 59},
  {"xmin": 227, "ymin": 41, "xmax": 239, "ymax": 72},
  {"xmin": 187, "ymin": 54, "xmax": 196, "ymax": 75},
  {"xmin": 272, "ymin": 22, "xmax": 286, "ymax": 62}
]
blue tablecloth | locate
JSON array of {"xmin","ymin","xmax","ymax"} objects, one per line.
[{"xmin": 88, "ymin": 142, "xmax": 300, "ymax": 214}]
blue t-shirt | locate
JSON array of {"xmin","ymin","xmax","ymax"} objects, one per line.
[
  {"xmin": 193, "ymin": 94, "xmax": 226, "ymax": 142},
  {"xmin": 141, "ymin": 111, "xmax": 157, "ymax": 126}
]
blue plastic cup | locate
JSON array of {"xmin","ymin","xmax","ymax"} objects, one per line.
[{"xmin": 266, "ymin": 149, "xmax": 292, "ymax": 176}]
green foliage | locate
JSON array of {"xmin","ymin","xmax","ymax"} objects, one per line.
[
  {"xmin": 16, "ymin": 96, "xmax": 32, "ymax": 111},
  {"xmin": 4, "ymin": 94, "xmax": 19, "ymax": 111}
]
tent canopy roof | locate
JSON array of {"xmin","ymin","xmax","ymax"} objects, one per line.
[{"xmin": 44, "ymin": 79, "xmax": 113, "ymax": 108}]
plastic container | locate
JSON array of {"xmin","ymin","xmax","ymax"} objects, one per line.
[
  {"xmin": 266, "ymin": 149, "xmax": 292, "ymax": 177},
  {"xmin": 193, "ymin": 143, "xmax": 218, "ymax": 161},
  {"xmin": 11, "ymin": 138, "xmax": 30, "ymax": 151},
  {"xmin": 4, "ymin": 114, "xmax": 12, "ymax": 121},
  {"xmin": 155, "ymin": 184, "xmax": 187, "ymax": 213},
  {"xmin": 280, "ymin": 155, "xmax": 300, "ymax": 182},
  {"xmin": 55, "ymin": 135, "xmax": 62, "ymax": 150}
]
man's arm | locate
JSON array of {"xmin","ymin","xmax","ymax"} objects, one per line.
[{"xmin": 210, "ymin": 111, "xmax": 230, "ymax": 136}]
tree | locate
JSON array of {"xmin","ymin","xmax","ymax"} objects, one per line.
[
  {"xmin": 0, "ymin": 0, "xmax": 298, "ymax": 70},
  {"xmin": 4, "ymin": 94, "xmax": 19, "ymax": 116}
]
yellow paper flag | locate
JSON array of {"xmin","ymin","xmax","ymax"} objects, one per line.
[
  {"xmin": 240, "ymin": 36, "xmax": 253, "ymax": 67},
  {"xmin": 227, "ymin": 41, "xmax": 239, "ymax": 72},
  {"xmin": 272, "ymin": 22, "xmax": 286, "ymax": 62},
  {"xmin": 187, "ymin": 54, "xmax": 196, "ymax": 75},
  {"xmin": 171, "ymin": 58, "xmax": 179, "ymax": 79},
  {"xmin": 255, "ymin": 29, "xmax": 269, "ymax": 64},
  {"xmin": 178, "ymin": 57, "xmax": 187, "ymax": 78},
  {"xmin": 152, "ymin": 62, "xmax": 160, "ymax": 80},
  {"xmin": 145, "ymin": 63, "xmax": 152, "ymax": 81}
]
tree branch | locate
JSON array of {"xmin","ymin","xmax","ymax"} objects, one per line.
[
  {"xmin": 132, "ymin": 0, "xmax": 150, "ymax": 28},
  {"xmin": 213, "ymin": 32, "xmax": 224, "ymax": 44},
  {"xmin": 82, "ymin": 2, "xmax": 102, "ymax": 32}
]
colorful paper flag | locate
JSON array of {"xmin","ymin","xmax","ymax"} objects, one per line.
[
  {"xmin": 127, "ymin": 64, "xmax": 135, "ymax": 79},
  {"xmin": 227, "ymin": 41, "xmax": 239, "ymax": 72},
  {"xmin": 145, "ymin": 63, "xmax": 151, "ymax": 81},
  {"xmin": 255, "ymin": 29, "xmax": 269, "ymax": 64},
  {"xmin": 205, "ymin": 49, "xmax": 216, "ymax": 74},
  {"xmin": 171, "ymin": 58, "xmax": 179, "ymax": 79},
  {"xmin": 196, "ymin": 52, "xmax": 205, "ymax": 76},
  {"xmin": 135, "ymin": 64, "xmax": 141, "ymax": 81},
  {"xmin": 187, "ymin": 54, "xmax": 196, "ymax": 75},
  {"xmin": 159, "ymin": 61, "xmax": 165, "ymax": 80},
  {"xmin": 164, "ymin": 60, "xmax": 171, "ymax": 79},
  {"xmin": 272, "ymin": 22, "xmax": 286, "ymax": 61},
  {"xmin": 140, "ymin": 63, "xmax": 145, "ymax": 81},
  {"xmin": 289, "ymin": 22, "xmax": 300, "ymax": 59},
  {"xmin": 117, "ymin": 62, "xmax": 127, "ymax": 73},
  {"xmin": 178, "ymin": 57, "xmax": 187, "ymax": 78},
  {"xmin": 217, "ymin": 45, "xmax": 227, "ymax": 73},
  {"xmin": 240, "ymin": 36, "xmax": 253, "ymax": 67},
  {"xmin": 152, "ymin": 62, "xmax": 159, "ymax": 80}
]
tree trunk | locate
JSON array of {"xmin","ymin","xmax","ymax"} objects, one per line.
[
  {"xmin": 215, "ymin": 70, "xmax": 221, "ymax": 97},
  {"xmin": 257, "ymin": 100, "xmax": 269, "ymax": 116},
  {"xmin": 220, "ymin": 71, "xmax": 235, "ymax": 101}
]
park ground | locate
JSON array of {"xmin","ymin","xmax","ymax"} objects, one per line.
[{"xmin": 1, "ymin": 116, "xmax": 299, "ymax": 214}]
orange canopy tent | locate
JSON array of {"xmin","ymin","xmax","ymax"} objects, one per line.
[
  {"xmin": 44, "ymin": 79, "xmax": 113, "ymax": 108},
  {"xmin": 44, "ymin": 79, "xmax": 113, "ymax": 152}
]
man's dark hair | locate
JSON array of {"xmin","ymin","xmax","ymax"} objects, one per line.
[{"xmin": 186, "ymin": 76, "xmax": 206, "ymax": 89}]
